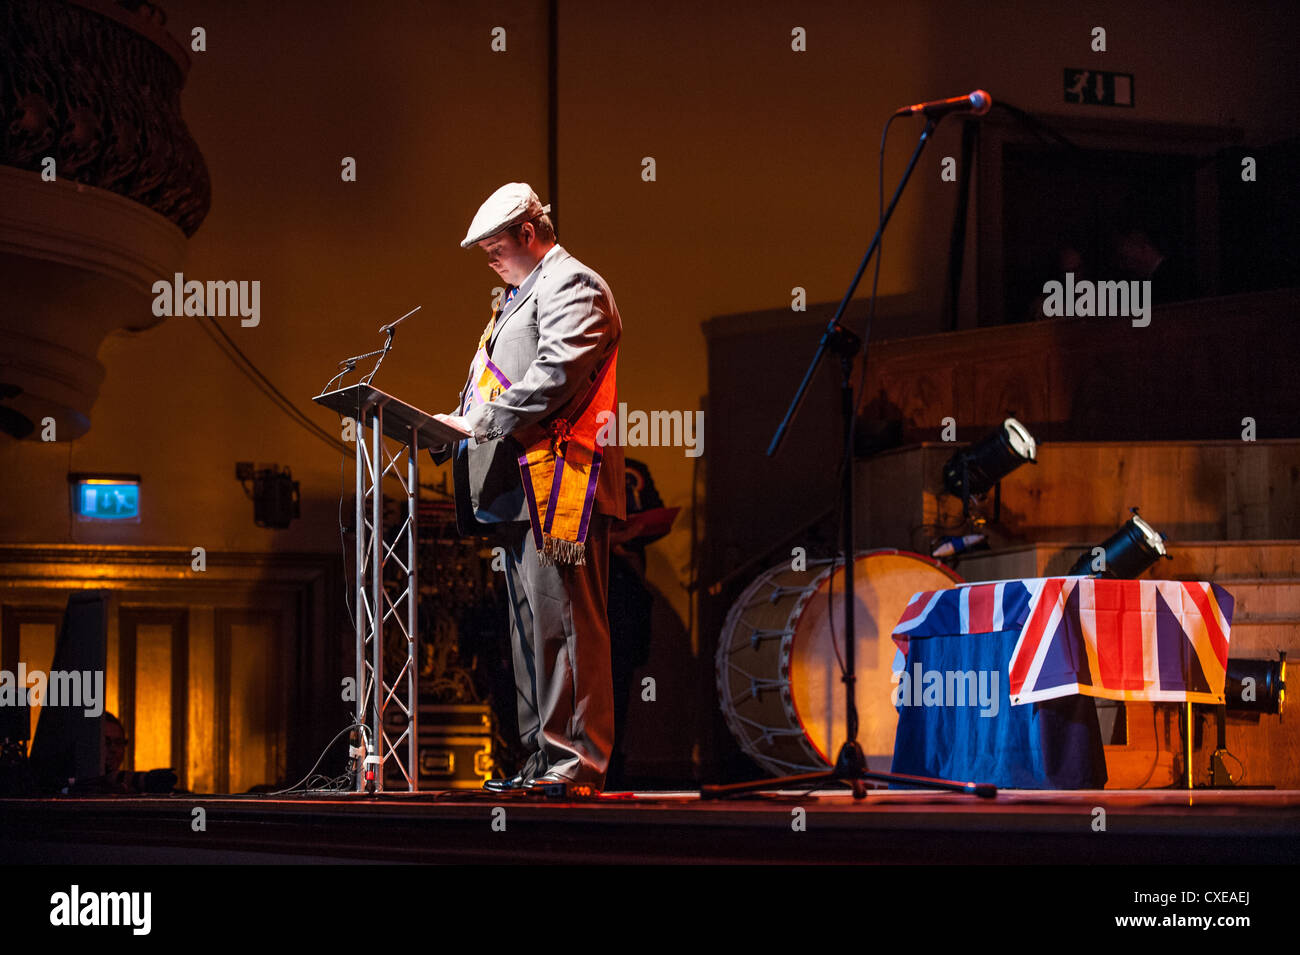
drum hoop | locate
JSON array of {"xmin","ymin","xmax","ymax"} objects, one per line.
[{"xmin": 716, "ymin": 560, "xmax": 824, "ymax": 712}]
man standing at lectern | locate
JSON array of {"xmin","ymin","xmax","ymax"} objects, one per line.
[{"xmin": 432, "ymin": 183, "xmax": 624, "ymax": 793}]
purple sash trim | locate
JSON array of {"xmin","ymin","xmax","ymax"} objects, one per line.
[
  {"xmin": 517, "ymin": 451, "xmax": 545, "ymax": 551},
  {"xmin": 577, "ymin": 449, "xmax": 603, "ymax": 541},
  {"xmin": 484, "ymin": 356, "xmax": 511, "ymax": 388},
  {"xmin": 464, "ymin": 352, "xmax": 512, "ymax": 412}
]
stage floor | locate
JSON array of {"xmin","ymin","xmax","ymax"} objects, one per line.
[{"xmin": 3, "ymin": 787, "xmax": 1298, "ymax": 864}]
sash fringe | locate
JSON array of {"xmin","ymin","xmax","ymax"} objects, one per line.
[{"xmin": 540, "ymin": 533, "xmax": 587, "ymax": 566}]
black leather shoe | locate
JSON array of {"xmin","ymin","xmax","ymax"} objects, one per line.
[{"xmin": 483, "ymin": 772, "xmax": 527, "ymax": 792}]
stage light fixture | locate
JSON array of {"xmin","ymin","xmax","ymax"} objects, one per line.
[
  {"xmin": 1224, "ymin": 651, "xmax": 1286, "ymax": 715},
  {"xmin": 1208, "ymin": 651, "xmax": 1285, "ymax": 788},
  {"xmin": 1067, "ymin": 507, "xmax": 1170, "ymax": 578},
  {"xmin": 236, "ymin": 461, "xmax": 301, "ymax": 529},
  {"xmin": 942, "ymin": 417, "xmax": 1037, "ymax": 500}
]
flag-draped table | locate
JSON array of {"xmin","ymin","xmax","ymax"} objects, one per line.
[{"xmin": 888, "ymin": 577, "xmax": 1235, "ymax": 789}]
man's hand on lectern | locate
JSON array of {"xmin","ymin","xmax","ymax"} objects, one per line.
[{"xmin": 433, "ymin": 413, "xmax": 473, "ymax": 438}]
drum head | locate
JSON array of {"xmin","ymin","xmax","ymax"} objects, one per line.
[{"xmin": 789, "ymin": 551, "xmax": 962, "ymax": 771}]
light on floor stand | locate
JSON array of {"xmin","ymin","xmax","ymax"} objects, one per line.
[
  {"xmin": 1205, "ymin": 651, "xmax": 1287, "ymax": 788},
  {"xmin": 941, "ymin": 417, "xmax": 1037, "ymax": 526}
]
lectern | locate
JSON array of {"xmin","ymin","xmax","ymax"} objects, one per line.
[{"xmin": 314, "ymin": 383, "xmax": 466, "ymax": 792}]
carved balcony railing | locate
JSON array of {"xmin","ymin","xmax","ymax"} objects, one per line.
[{"xmin": 1, "ymin": 0, "xmax": 210, "ymax": 234}]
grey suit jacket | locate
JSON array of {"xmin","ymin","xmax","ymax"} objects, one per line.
[{"xmin": 434, "ymin": 245, "xmax": 625, "ymax": 535}]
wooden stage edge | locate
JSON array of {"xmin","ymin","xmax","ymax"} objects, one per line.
[{"xmin": 3, "ymin": 788, "xmax": 1298, "ymax": 865}]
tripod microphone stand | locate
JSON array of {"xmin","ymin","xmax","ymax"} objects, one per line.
[{"xmin": 702, "ymin": 117, "xmax": 995, "ymax": 801}]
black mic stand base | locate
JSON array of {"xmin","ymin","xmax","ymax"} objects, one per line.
[{"xmin": 700, "ymin": 737, "xmax": 998, "ymax": 800}]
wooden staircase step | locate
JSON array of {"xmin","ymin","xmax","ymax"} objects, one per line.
[{"xmin": 856, "ymin": 441, "xmax": 1300, "ymax": 550}]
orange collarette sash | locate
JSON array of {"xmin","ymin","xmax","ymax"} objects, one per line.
[{"xmin": 462, "ymin": 306, "xmax": 617, "ymax": 566}]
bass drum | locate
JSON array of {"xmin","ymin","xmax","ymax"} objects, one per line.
[{"xmin": 716, "ymin": 549, "xmax": 963, "ymax": 775}]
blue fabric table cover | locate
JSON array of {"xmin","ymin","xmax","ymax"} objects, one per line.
[{"xmin": 889, "ymin": 625, "xmax": 1107, "ymax": 789}]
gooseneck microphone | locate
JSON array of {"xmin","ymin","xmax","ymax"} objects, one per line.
[
  {"xmin": 894, "ymin": 89, "xmax": 992, "ymax": 119},
  {"xmin": 379, "ymin": 304, "xmax": 422, "ymax": 335}
]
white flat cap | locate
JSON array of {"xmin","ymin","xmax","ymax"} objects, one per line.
[{"xmin": 460, "ymin": 182, "xmax": 552, "ymax": 248}]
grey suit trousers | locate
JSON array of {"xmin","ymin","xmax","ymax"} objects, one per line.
[{"xmin": 497, "ymin": 513, "xmax": 614, "ymax": 787}]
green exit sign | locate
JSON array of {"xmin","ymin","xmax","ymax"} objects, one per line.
[{"xmin": 1064, "ymin": 69, "xmax": 1134, "ymax": 107}]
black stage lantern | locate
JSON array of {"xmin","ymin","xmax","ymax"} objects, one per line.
[
  {"xmin": 942, "ymin": 417, "xmax": 1037, "ymax": 499},
  {"xmin": 1068, "ymin": 508, "xmax": 1170, "ymax": 578},
  {"xmin": 1224, "ymin": 652, "xmax": 1286, "ymax": 715}
]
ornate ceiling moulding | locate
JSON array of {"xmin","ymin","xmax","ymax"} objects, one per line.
[
  {"xmin": 0, "ymin": 0, "xmax": 211, "ymax": 236},
  {"xmin": 66, "ymin": 0, "xmax": 192, "ymax": 72}
]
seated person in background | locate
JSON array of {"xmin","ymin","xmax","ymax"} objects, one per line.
[
  {"xmin": 103, "ymin": 711, "xmax": 127, "ymax": 775},
  {"xmin": 1027, "ymin": 242, "xmax": 1090, "ymax": 321},
  {"xmin": 1112, "ymin": 227, "xmax": 1197, "ymax": 305},
  {"xmin": 84, "ymin": 712, "xmax": 178, "ymax": 795}
]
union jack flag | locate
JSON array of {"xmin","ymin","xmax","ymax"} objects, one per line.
[
  {"xmin": 891, "ymin": 577, "xmax": 1235, "ymax": 705},
  {"xmin": 1006, "ymin": 577, "xmax": 1233, "ymax": 705},
  {"xmin": 891, "ymin": 579, "xmax": 1040, "ymax": 658}
]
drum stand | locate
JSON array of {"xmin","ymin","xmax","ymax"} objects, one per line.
[{"xmin": 703, "ymin": 117, "xmax": 995, "ymax": 801}]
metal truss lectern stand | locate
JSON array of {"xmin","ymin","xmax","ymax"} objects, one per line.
[{"xmin": 313, "ymin": 383, "xmax": 465, "ymax": 792}]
